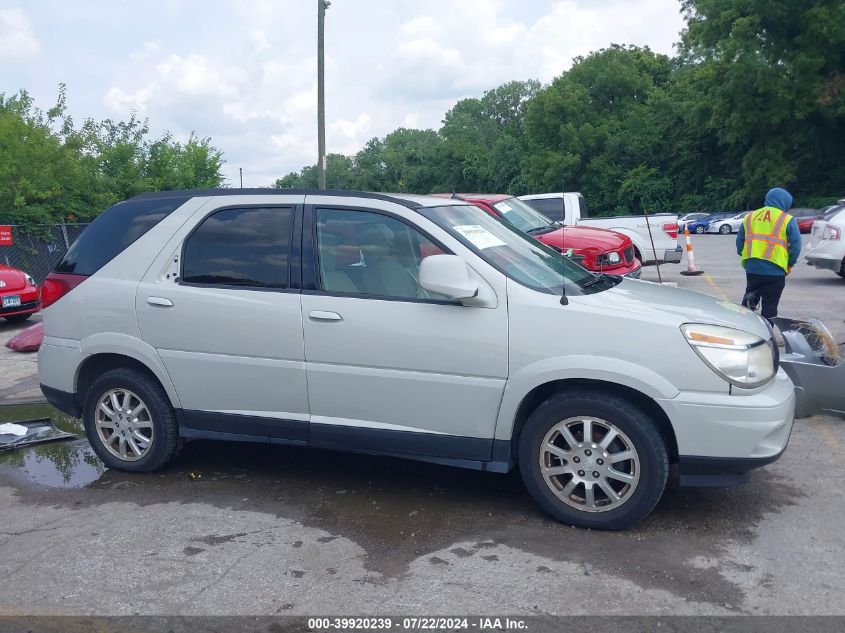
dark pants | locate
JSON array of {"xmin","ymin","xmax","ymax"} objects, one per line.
[{"xmin": 742, "ymin": 273, "xmax": 786, "ymax": 320}]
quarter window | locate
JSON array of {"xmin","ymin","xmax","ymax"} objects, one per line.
[
  {"xmin": 316, "ymin": 208, "xmax": 447, "ymax": 300},
  {"xmin": 182, "ymin": 207, "xmax": 293, "ymax": 288}
]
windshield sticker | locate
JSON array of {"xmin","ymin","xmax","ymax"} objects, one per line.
[
  {"xmin": 453, "ymin": 225, "xmax": 507, "ymax": 250},
  {"xmin": 495, "ymin": 202, "xmax": 513, "ymax": 213}
]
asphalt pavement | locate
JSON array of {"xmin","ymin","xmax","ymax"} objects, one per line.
[{"xmin": 0, "ymin": 234, "xmax": 843, "ymax": 617}]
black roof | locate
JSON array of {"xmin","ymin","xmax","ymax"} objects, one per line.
[{"xmin": 130, "ymin": 188, "xmax": 423, "ymax": 209}]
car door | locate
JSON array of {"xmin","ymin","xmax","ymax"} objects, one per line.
[
  {"xmin": 136, "ymin": 196, "xmax": 309, "ymax": 444},
  {"xmin": 300, "ymin": 200, "xmax": 509, "ymax": 463}
]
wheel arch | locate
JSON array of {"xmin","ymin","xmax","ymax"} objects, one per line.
[
  {"xmin": 75, "ymin": 338, "xmax": 182, "ymax": 411},
  {"xmin": 507, "ymin": 378, "xmax": 679, "ymax": 466}
]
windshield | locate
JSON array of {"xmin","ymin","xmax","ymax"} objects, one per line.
[
  {"xmin": 419, "ymin": 204, "xmax": 615, "ymax": 296},
  {"xmin": 491, "ymin": 198, "xmax": 555, "ymax": 233}
]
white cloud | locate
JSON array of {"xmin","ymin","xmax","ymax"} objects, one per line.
[
  {"xmin": 0, "ymin": 7, "xmax": 39, "ymax": 61},
  {"xmin": 9, "ymin": 0, "xmax": 685, "ymax": 187}
]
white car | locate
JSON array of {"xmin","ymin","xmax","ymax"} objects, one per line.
[
  {"xmin": 38, "ymin": 189, "xmax": 794, "ymax": 530},
  {"xmin": 806, "ymin": 205, "xmax": 845, "ymax": 277},
  {"xmin": 707, "ymin": 212, "xmax": 750, "ymax": 234}
]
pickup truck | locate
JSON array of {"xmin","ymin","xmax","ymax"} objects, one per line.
[
  {"xmin": 519, "ymin": 192, "xmax": 682, "ymax": 265},
  {"xmin": 437, "ymin": 193, "xmax": 642, "ymax": 278}
]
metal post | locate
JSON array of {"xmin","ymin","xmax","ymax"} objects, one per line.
[
  {"xmin": 60, "ymin": 223, "xmax": 70, "ymax": 249},
  {"xmin": 239, "ymin": 167, "xmax": 243, "ymax": 188},
  {"xmin": 317, "ymin": 0, "xmax": 329, "ymax": 189}
]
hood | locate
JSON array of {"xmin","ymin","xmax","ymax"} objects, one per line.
[
  {"xmin": 573, "ymin": 278, "xmax": 771, "ymax": 339},
  {"xmin": 764, "ymin": 188, "xmax": 793, "ymax": 212},
  {"xmin": 0, "ymin": 265, "xmax": 28, "ymax": 292},
  {"xmin": 538, "ymin": 225, "xmax": 629, "ymax": 253}
]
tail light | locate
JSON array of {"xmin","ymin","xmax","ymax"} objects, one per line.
[
  {"xmin": 41, "ymin": 273, "xmax": 87, "ymax": 309},
  {"xmin": 822, "ymin": 225, "xmax": 841, "ymax": 241},
  {"xmin": 662, "ymin": 222, "xmax": 679, "ymax": 239}
]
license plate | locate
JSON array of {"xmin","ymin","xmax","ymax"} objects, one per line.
[{"xmin": 2, "ymin": 296, "xmax": 21, "ymax": 308}]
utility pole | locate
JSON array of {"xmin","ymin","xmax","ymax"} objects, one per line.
[
  {"xmin": 317, "ymin": 0, "xmax": 329, "ymax": 189},
  {"xmin": 239, "ymin": 167, "xmax": 243, "ymax": 188}
]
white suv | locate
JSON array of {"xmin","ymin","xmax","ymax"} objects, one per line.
[{"xmin": 38, "ymin": 190, "xmax": 795, "ymax": 529}]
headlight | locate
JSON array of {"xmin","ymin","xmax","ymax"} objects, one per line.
[
  {"xmin": 681, "ymin": 323, "xmax": 775, "ymax": 388},
  {"xmin": 598, "ymin": 251, "xmax": 621, "ymax": 265},
  {"xmin": 25, "ymin": 273, "xmax": 35, "ymax": 286}
]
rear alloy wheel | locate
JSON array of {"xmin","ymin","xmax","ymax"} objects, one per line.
[
  {"xmin": 719, "ymin": 224, "xmax": 732, "ymax": 234},
  {"xmin": 83, "ymin": 368, "xmax": 179, "ymax": 472},
  {"xmin": 95, "ymin": 388, "xmax": 154, "ymax": 462},
  {"xmin": 518, "ymin": 390, "xmax": 668, "ymax": 529}
]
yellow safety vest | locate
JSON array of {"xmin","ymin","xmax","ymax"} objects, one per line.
[{"xmin": 741, "ymin": 206, "xmax": 790, "ymax": 272}]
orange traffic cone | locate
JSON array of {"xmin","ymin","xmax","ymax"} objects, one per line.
[{"xmin": 680, "ymin": 227, "xmax": 704, "ymax": 276}]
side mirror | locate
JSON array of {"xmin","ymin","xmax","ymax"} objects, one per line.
[{"xmin": 419, "ymin": 255, "xmax": 479, "ymax": 300}]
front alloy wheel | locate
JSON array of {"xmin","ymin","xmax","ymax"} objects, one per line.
[
  {"xmin": 95, "ymin": 388, "xmax": 154, "ymax": 461},
  {"xmin": 695, "ymin": 226, "xmax": 706, "ymax": 234},
  {"xmin": 518, "ymin": 389, "xmax": 668, "ymax": 529},
  {"xmin": 719, "ymin": 224, "xmax": 731, "ymax": 234},
  {"xmin": 539, "ymin": 417, "xmax": 639, "ymax": 512}
]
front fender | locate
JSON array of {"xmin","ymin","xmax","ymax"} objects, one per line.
[
  {"xmin": 493, "ymin": 355, "xmax": 680, "ymax": 441},
  {"xmin": 78, "ymin": 332, "xmax": 182, "ymax": 408}
]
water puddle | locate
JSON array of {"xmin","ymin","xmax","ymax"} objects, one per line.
[{"xmin": 0, "ymin": 402, "xmax": 105, "ymax": 487}]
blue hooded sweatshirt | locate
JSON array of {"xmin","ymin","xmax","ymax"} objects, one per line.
[{"xmin": 736, "ymin": 187, "xmax": 802, "ymax": 276}]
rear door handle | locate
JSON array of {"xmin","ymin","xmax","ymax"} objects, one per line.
[
  {"xmin": 146, "ymin": 297, "xmax": 174, "ymax": 307},
  {"xmin": 308, "ymin": 310, "xmax": 342, "ymax": 321}
]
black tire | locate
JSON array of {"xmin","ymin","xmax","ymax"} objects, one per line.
[
  {"xmin": 3, "ymin": 313, "xmax": 32, "ymax": 323},
  {"xmin": 694, "ymin": 226, "xmax": 705, "ymax": 234},
  {"xmin": 82, "ymin": 368, "xmax": 179, "ymax": 472},
  {"xmin": 518, "ymin": 389, "xmax": 668, "ymax": 530},
  {"xmin": 718, "ymin": 224, "xmax": 731, "ymax": 234}
]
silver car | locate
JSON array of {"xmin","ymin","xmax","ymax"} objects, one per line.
[{"xmin": 38, "ymin": 190, "xmax": 795, "ymax": 529}]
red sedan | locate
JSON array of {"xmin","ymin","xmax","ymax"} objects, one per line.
[{"xmin": 0, "ymin": 264, "xmax": 41, "ymax": 323}]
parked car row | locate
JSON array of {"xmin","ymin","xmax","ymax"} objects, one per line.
[
  {"xmin": 437, "ymin": 194, "xmax": 642, "ymax": 278},
  {"xmin": 518, "ymin": 192, "xmax": 682, "ymax": 266},
  {"xmin": 682, "ymin": 207, "xmax": 827, "ymax": 235}
]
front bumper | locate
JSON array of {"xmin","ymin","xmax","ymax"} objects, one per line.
[
  {"xmin": 663, "ymin": 246, "xmax": 683, "ymax": 264},
  {"xmin": 0, "ymin": 299, "xmax": 40, "ymax": 318},
  {"xmin": 657, "ymin": 369, "xmax": 795, "ymax": 486}
]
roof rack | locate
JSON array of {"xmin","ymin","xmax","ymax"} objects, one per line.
[{"xmin": 130, "ymin": 188, "xmax": 423, "ymax": 209}]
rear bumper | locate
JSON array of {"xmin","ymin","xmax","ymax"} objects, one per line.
[
  {"xmin": 805, "ymin": 255, "xmax": 842, "ymax": 273},
  {"xmin": 40, "ymin": 384, "xmax": 80, "ymax": 418}
]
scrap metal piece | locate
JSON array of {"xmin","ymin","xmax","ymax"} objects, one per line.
[
  {"xmin": 0, "ymin": 418, "xmax": 77, "ymax": 452},
  {"xmin": 772, "ymin": 317, "xmax": 845, "ymax": 418}
]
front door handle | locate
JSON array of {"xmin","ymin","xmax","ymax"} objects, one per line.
[
  {"xmin": 146, "ymin": 297, "xmax": 174, "ymax": 307},
  {"xmin": 308, "ymin": 310, "xmax": 342, "ymax": 321}
]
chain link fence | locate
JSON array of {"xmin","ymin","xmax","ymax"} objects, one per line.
[{"xmin": 1, "ymin": 224, "xmax": 90, "ymax": 284}]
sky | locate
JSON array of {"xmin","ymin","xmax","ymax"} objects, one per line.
[{"xmin": 0, "ymin": 1, "xmax": 686, "ymax": 187}]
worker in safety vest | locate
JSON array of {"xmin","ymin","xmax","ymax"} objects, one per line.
[{"xmin": 736, "ymin": 187, "xmax": 802, "ymax": 322}]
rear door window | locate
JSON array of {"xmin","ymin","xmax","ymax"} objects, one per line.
[{"xmin": 182, "ymin": 207, "xmax": 294, "ymax": 289}]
